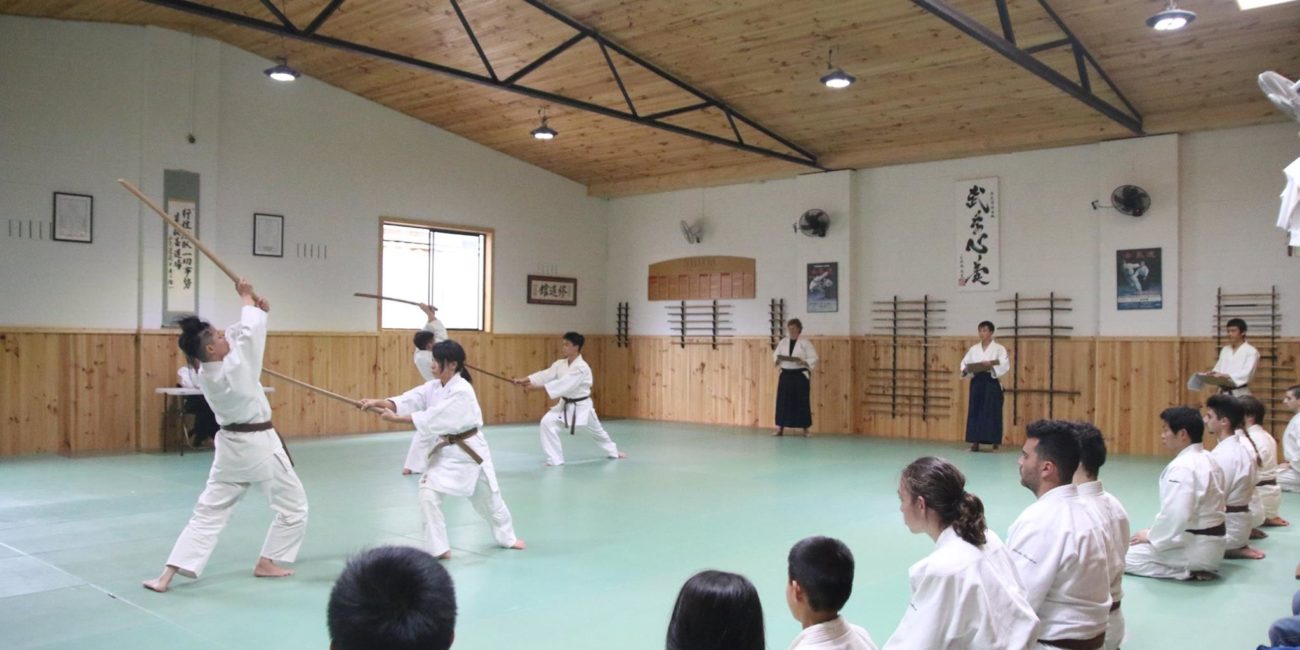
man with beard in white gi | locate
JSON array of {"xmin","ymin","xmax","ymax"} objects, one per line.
[
  {"xmin": 1007, "ymin": 420, "xmax": 1111, "ymax": 650},
  {"xmin": 1205, "ymin": 394, "xmax": 1265, "ymax": 560},
  {"xmin": 1070, "ymin": 423, "xmax": 1130, "ymax": 650},
  {"xmin": 143, "ymin": 279, "xmax": 308, "ymax": 593},
  {"xmin": 401, "ymin": 303, "xmax": 449, "ymax": 475},
  {"xmin": 1205, "ymin": 318, "xmax": 1259, "ymax": 396},
  {"xmin": 1240, "ymin": 395, "xmax": 1288, "ymax": 528},
  {"xmin": 361, "ymin": 340, "xmax": 524, "ymax": 559},
  {"xmin": 1125, "ymin": 406, "xmax": 1228, "ymax": 581},
  {"xmin": 513, "ymin": 331, "xmax": 626, "ymax": 467},
  {"xmin": 1277, "ymin": 386, "xmax": 1300, "ymax": 492}
]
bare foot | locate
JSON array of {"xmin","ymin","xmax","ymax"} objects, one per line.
[
  {"xmin": 802, "ymin": 429, "xmax": 811, "ymax": 438},
  {"xmin": 402, "ymin": 468, "xmax": 413, "ymax": 475},
  {"xmin": 436, "ymin": 550, "xmax": 452, "ymax": 560},
  {"xmin": 969, "ymin": 443, "xmax": 981, "ymax": 452},
  {"xmin": 614, "ymin": 452, "xmax": 627, "ymax": 459},
  {"xmin": 509, "ymin": 539, "xmax": 526, "ymax": 550},
  {"xmin": 543, "ymin": 461, "xmax": 563, "ymax": 468},
  {"xmin": 1189, "ymin": 570, "xmax": 1220, "ymax": 582},
  {"xmin": 1225, "ymin": 546, "xmax": 1266, "ymax": 560},
  {"xmin": 772, "ymin": 429, "xmax": 784, "ymax": 437},
  {"xmin": 253, "ymin": 557, "xmax": 294, "ymax": 578},
  {"xmin": 1264, "ymin": 516, "xmax": 1291, "ymax": 527},
  {"xmin": 142, "ymin": 566, "xmax": 179, "ymax": 593},
  {"xmin": 1251, "ymin": 528, "xmax": 1269, "ymax": 540}
]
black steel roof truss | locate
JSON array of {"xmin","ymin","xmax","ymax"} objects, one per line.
[
  {"xmin": 139, "ymin": 0, "xmax": 823, "ymax": 169},
  {"xmin": 911, "ymin": 0, "xmax": 1143, "ymax": 135}
]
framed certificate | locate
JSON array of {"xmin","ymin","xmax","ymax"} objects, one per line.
[
  {"xmin": 52, "ymin": 192, "xmax": 93, "ymax": 243},
  {"xmin": 253, "ymin": 213, "xmax": 284, "ymax": 257}
]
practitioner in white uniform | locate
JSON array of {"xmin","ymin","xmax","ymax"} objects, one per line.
[
  {"xmin": 1205, "ymin": 394, "xmax": 1265, "ymax": 560},
  {"xmin": 402, "ymin": 304, "xmax": 449, "ymax": 475},
  {"xmin": 1240, "ymin": 396, "xmax": 1288, "ymax": 532},
  {"xmin": 1070, "ymin": 423, "xmax": 1130, "ymax": 650},
  {"xmin": 143, "ymin": 279, "xmax": 308, "ymax": 593},
  {"xmin": 784, "ymin": 536, "xmax": 878, "ymax": 650},
  {"xmin": 885, "ymin": 456, "xmax": 1038, "ymax": 650},
  {"xmin": 1007, "ymin": 420, "xmax": 1111, "ymax": 650},
  {"xmin": 361, "ymin": 340, "xmax": 524, "ymax": 559},
  {"xmin": 1125, "ymin": 406, "xmax": 1228, "ymax": 581},
  {"xmin": 1206, "ymin": 318, "xmax": 1259, "ymax": 396},
  {"xmin": 514, "ymin": 332, "xmax": 625, "ymax": 467},
  {"xmin": 1276, "ymin": 386, "xmax": 1300, "ymax": 492}
]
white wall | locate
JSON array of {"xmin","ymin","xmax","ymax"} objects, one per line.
[{"xmin": 0, "ymin": 16, "xmax": 609, "ymax": 333}]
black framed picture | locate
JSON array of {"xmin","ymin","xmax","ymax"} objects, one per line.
[
  {"xmin": 52, "ymin": 192, "xmax": 93, "ymax": 243},
  {"xmin": 253, "ymin": 213, "xmax": 284, "ymax": 257}
]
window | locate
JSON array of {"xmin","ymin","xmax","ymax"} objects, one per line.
[{"xmin": 380, "ymin": 220, "xmax": 491, "ymax": 330}]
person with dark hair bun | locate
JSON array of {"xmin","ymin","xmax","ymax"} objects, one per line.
[
  {"xmin": 959, "ymin": 321, "xmax": 1008, "ymax": 452},
  {"xmin": 1125, "ymin": 406, "xmax": 1228, "ymax": 581},
  {"xmin": 666, "ymin": 570, "xmax": 765, "ymax": 650},
  {"xmin": 1007, "ymin": 420, "xmax": 1111, "ymax": 649},
  {"xmin": 328, "ymin": 546, "xmax": 457, "ymax": 650},
  {"xmin": 513, "ymin": 331, "xmax": 626, "ymax": 466},
  {"xmin": 402, "ymin": 303, "xmax": 450, "ymax": 476},
  {"xmin": 143, "ymin": 278, "xmax": 308, "ymax": 593},
  {"xmin": 1204, "ymin": 394, "xmax": 1265, "ymax": 560},
  {"xmin": 359, "ymin": 340, "xmax": 524, "ymax": 560},
  {"xmin": 1205, "ymin": 317, "xmax": 1258, "ymax": 396},
  {"xmin": 1240, "ymin": 395, "xmax": 1288, "ymax": 528},
  {"xmin": 885, "ymin": 456, "xmax": 1037, "ymax": 649},
  {"xmin": 1070, "ymin": 423, "xmax": 1130, "ymax": 650}
]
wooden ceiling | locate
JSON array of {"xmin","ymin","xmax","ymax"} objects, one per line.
[{"xmin": 3, "ymin": 0, "xmax": 1298, "ymax": 196}]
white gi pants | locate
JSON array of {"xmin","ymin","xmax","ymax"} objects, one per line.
[
  {"xmin": 1225, "ymin": 510, "xmax": 1252, "ymax": 549},
  {"xmin": 539, "ymin": 407, "xmax": 619, "ymax": 466},
  {"xmin": 1105, "ymin": 608, "xmax": 1125, "ymax": 650},
  {"xmin": 419, "ymin": 472, "xmax": 517, "ymax": 556},
  {"xmin": 1280, "ymin": 467, "xmax": 1300, "ymax": 493},
  {"xmin": 1124, "ymin": 536, "xmax": 1226, "ymax": 580},
  {"xmin": 165, "ymin": 449, "xmax": 308, "ymax": 578},
  {"xmin": 1260, "ymin": 483, "xmax": 1283, "ymax": 519}
]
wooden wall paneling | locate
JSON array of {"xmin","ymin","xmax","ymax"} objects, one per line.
[
  {"xmin": 0, "ymin": 333, "xmax": 62, "ymax": 456},
  {"xmin": 812, "ymin": 338, "xmax": 854, "ymax": 434},
  {"xmin": 1094, "ymin": 339, "xmax": 1183, "ymax": 456},
  {"xmin": 62, "ymin": 333, "xmax": 137, "ymax": 454},
  {"xmin": 138, "ymin": 332, "xmax": 185, "ymax": 451}
]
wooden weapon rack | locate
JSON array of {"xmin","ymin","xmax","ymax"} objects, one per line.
[
  {"xmin": 866, "ymin": 295, "xmax": 950, "ymax": 419},
  {"xmin": 996, "ymin": 292, "xmax": 1079, "ymax": 424},
  {"xmin": 666, "ymin": 300, "xmax": 733, "ymax": 349},
  {"xmin": 1215, "ymin": 286, "xmax": 1292, "ymax": 431},
  {"xmin": 769, "ymin": 298, "xmax": 786, "ymax": 350},
  {"xmin": 615, "ymin": 301, "xmax": 629, "ymax": 348}
]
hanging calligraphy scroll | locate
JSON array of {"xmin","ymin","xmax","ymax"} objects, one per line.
[
  {"xmin": 162, "ymin": 169, "xmax": 201, "ymax": 324},
  {"xmin": 955, "ymin": 177, "xmax": 999, "ymax": 291}
]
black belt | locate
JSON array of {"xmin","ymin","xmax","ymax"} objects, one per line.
[
  {"xmin": 1038, "ymin": 632, "xmax": 1105, "ymax": 650},
  {"xmin": 1109, "ymin": 600, "xmax": 1121, "ymax": 612},
  {"xmin": 429, "ymin": 428, "xmax": 482, "ymax": 465},
  {"xmin": 221, "ymin": 422, "xmax": 294, "ymax": 467},
  {"xmin": 562, "ymin": 395, "xmax": 591, "ymax": 435},
  {"xmin": 1258, "ymin": 479, "xmax": 1278, "ymax": 486},
  {"xmin": 1187, "ymin": 523, "xmax": 1226, "ymax": 536},
  {"xmin": 1219, "ymin": 383, "xmax": 1248, "ymax": 393},
  {"xmin": 1226, "ymin": 504, "xmax": 1250, "ymax": 513}
]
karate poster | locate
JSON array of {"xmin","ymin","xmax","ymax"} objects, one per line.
[
  {"xmin": 807, "ymin": 262, "xmax": 838, "ymax": 313},
  {"xmin": 1116, "ymin": 247, "xmax": 1162, "ymax": 310},
  {"xmin": 956, "ymin": 177, "xmax": 999, "ymax": 291}
]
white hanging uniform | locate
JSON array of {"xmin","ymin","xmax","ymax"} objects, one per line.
[
  {"xmin": 163, "ymin": 306, "xmax": 308, "ymax": 578},
  {"xmin": 1245, "ymin": 423, "xmax": 1280, "ymax": 521},
  {"xmin": 1278, "ymin": 157, "xmax": 1300, "ymax": 246},
  {"xmin": 1125, "ymin": 443, "xmax": 1228, "ymax": 579},
  {"xmin": 788, "ymin": 615, "xmax": 878, "ymax": 650},
  {"xmin": 1006, "ymin": 485, "xmax": 1111, "ymax": 650},
  {"xmin": 1211, "ymin": 432, "xmax": 1259, "ymax": 550},
  {"xmin": 882, "ymin": 528, "xmax": 1038, "ymax": 650},
  {"xmin": 1278, "ymin": 413, "xmax": 1300, "ymax": 492},
  {"xmin": 1212, "ymin": 342, "xmax": 1259, "ymax": 396},
  {"xmin": 390, "ymin": 374, "xmax": 517, "ymax": 556},
  {"xmin": 1075, "ymin": 481, "xmax": 1130, "ymax": 650},
  {"xmin": 529, "ymin": 354, "xmax": 619, "ymax": 466},
  {"xmin": 403, "ymin": 319, "xmax": 450, "ymax": 473}
]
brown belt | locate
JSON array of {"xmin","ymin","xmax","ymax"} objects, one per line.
[
  {"xmin": 1186, "ymin": 523, "xmax": 1226, "ymax": 536},
  {"xmin": 1038, "ymin": 632, "xmax": 1105, "ymax": 650},
  {"xmin": 220, "ymin": 421, "xmax": 293, "ymax": 466},
  {"xmin": 1258, "ymin": 479, "xmax": 1278, "ymax": 486},
  {"xmin": 429, "ymin": 429, "xmax": 483, "ymax": 465},
  {"xmin": 1225, "ymin": 504, "xmax": 1250, "ymax": 513},
  {"xmin": 561, "ymin": 395, "xmax": 590, "ymax": 435},
  {"xmin": 1109, "ymin": 600, "xmax": 1121, "ymax": 612}
]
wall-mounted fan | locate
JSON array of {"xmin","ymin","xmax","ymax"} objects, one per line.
[
  {"xmin": 680, "ymin": 219, "xmax": 703, "ymax": 244},
  {"xmin": 1259, "ymin": 71, "xmax": 1300, "ymax": 124},
  {"xmin": 1091, "ymin": 185, "xmax": 1151, "ymax": 217},
  {"xmin": 793, "ymin": 209, "xmax": 830, "ymax": 237}
]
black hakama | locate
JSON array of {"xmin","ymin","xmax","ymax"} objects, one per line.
[
  {"xmin": 775, "ymin": 369, "xmax": 812, "ymax": 428},
  {"xmin": 964, "ymin": 372, "xmax": 1003, "ymax": 445}
]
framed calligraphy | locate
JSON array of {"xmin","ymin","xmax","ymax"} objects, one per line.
[
  {"xmin": 955, "ymin": 177, "xmax": 1000, "ymax": 291},
  {"xmin": 527, "ymin": 275, "xmax": 577, "ymax": 306}
]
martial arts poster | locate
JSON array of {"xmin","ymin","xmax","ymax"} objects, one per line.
[
  {"xmin": 1116, "ymin": 247, "xmax": 1162, "ymax": 310},
  {"xmin": 807, "ymin": 262, "xmax": 838, "ymax": 313},
  {"xmin": 955, "ymin": 177, "xmax": 999, "ymax": 291}
]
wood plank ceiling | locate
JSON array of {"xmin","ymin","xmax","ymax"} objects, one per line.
[{"xmin": 2, "ymin": 0, "xmax": 1298, "ymax": 196}]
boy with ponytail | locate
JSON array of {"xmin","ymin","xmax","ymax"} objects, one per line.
[
  {"xmin": 1071, "ymin": 423, "xmax": 1130, "ymax": 650},
  {"xmin": 143, "ymin": 279, "xmax": 308, "ymax": 593}
]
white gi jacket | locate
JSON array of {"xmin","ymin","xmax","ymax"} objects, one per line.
[
  {"xmin": 412, "ymin": 319, "xmax": 450, "ymax": 382},
  {"xmin": 1210, "ymin": 432, "xmax": 1257, "ymax": 547},
  {"xmin": 959, "ymin": 342, "xmax": 1009, "ymax": 379},
  {"xmin": 1146, "ymin": 443, "xmax": 1228, "ymax": 551},
  {"xmin": 1280, "ymin": 413, "xmax": 1300, "ymax": 490},
  {"xmin": 196, "ymin": 306, "xmax": 283, "ymax": 481},
  {"xmin": 789, "ymin": 616, "xmax": 877, "ymax": 650},
  {"xmin": 775, "ymin": 337, "xmax": 819, "ymax": 372},
  {"xmin": 1076, "ymin": 481, "xmax": 1129, "ymax": 649},
  {"xmin": 883, "ymin": 528, "xmax": 1038, "ymax": 650},
  {"xmin": 529, "ymin": 355, "xmax": 597, "ymax": 427},
  {"xmin": 177, "ymin": 366, "xmax": 199, "ymax": 389},
  {"xmin": 1212, "ymin": 342, "xmax": 1259, "ymax": 391},
  {"xmin": 1279, "ymin": 157, "xmax": 1300, "ymax": 246},
  {"xmin": 1246, "ymin": 423, "xmax": 1279, "ymax": 521},
  {"xmin": 390, "ymin": 374, "xmax": 497, "ymax": 498},
  {"xmin": 1006, "ymin": 485, "xmax": 1111, "ymax": 643}
]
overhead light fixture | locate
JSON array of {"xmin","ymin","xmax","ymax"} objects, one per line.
[
  {"xmin": 1146, "ymin": 1, "xmax": 1196, "ymax": 30},
  {"xmin": 1238, "ymin": 0, "xmax": 1298, "ymax": 8},
  {"xmin": 264, "ymin": 57, "xmax": 300, "ymax": 82},
  {"xmin": 531, "ymin": 108, "xmax": 557, "ymax": 140},
  {"xmin": 819, "ymin": 48, "xmax": 855, "ymax": 89}
]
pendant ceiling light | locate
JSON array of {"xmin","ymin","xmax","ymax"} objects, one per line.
[
  {"xmin": 531, "ymin": 108, "xmax": 557, "ymax": 140},
  {"xmin": 263, "ymin": 0, "xmax": 300, "ymax": 81},
  {"xmin": 820, "ymin": 48, "xmax": 855, "ymax": 89},
  {"xmin": 1146, "ymin": 1, "xmax": 1197, "ymax": 31}
]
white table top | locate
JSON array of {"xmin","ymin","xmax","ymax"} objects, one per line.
[{"xmin": 156, "ymin": 387, "xmax": 275, "ymax": 396}]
